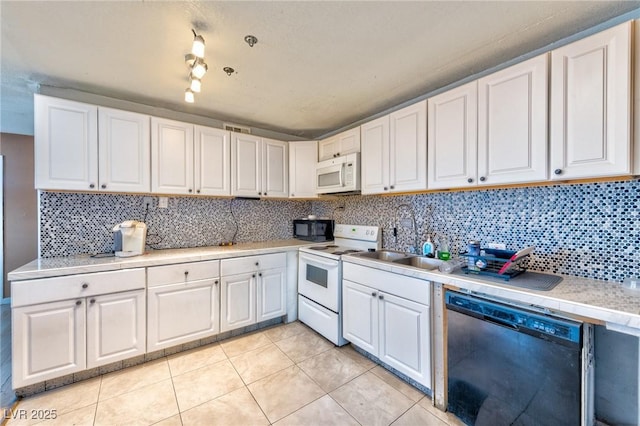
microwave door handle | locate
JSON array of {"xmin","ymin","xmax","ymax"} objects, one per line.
[{"xmin": 339, "ymin": 163, "xmax": 345, "ymax": 187}]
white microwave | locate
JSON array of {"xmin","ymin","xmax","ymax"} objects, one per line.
[{"xmin": 316, "ymin": 153, "xmax": 361, "ymax": 194}]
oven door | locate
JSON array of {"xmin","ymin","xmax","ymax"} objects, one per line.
[{"xmin": 298, "ymin": 252, "xmax": 340, "ymax": 312}]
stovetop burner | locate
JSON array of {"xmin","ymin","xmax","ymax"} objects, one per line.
[
  {"xmin": 332, "ymin": 249, "xmax": 361, "ymax": 255},
  {"xmin": 309, "ymin": 246, "xmax": 329, "ymax": 251}
]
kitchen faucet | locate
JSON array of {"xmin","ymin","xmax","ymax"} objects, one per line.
[{"xmin": 394, "ymin": 203, "xmax": 418, "ymax": 253}]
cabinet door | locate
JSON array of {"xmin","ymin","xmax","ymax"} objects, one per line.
[
  {"xmin": 151, "ymin": 117, "xmax": 194, "ymax": 194},
  {"xmin": 337, "ymin": 127, "xmax": 361, "ymax": 156},
  {"xmin": 12, "ymin": 299, "xmax": 86, "ymax": 388},
  {"xmin": 98, "ymin": 108, "xmax": 150, "ymax": 193},
  {"xmin": 551, "ymin": 22, "xmax": 632, "ymax": 180},
  {"xmin": 378, "ymin": 292, "xmax": 431, "ymax": 387},
  {"xmin": 427, "ymin": 82, "xmax": 478, "ymax": 189},
  {"xmin": 318, "ymin": 136, "xmax": 339, "ymax": 161},
  {"xmin": 342, "ymin": 280, "xmax": 378, "ymax": 356},
  {"xmin": 87, "ymin": 290, "xmax": 146, "ymax": 369},
  {"xmin": 288, "ymin": 141, "xmax": 318, "ymax": 198},
  {"xmin": 147, "ymin": 279, "xmax": 219, "ymax": 351},
  {"xmin": 390, "ymin": 101, "xmax": 427, "ymax": 192},
  {"xmin": 220, "ymin": 273, "xmax": 256, "ymax": 332},
  {"xmin": 263, "ymin": 138, "xmax": 289, "ymax": 198},
  {"xmin": 34, "ymin": 94, "xmax": 98, "ymax": 191},
  {"xmin": 231, "ymin": 134, "xmax": 262, "ymax": 197},
  {"xmin": 257, "ymin": 268, "xmax": 286, "ymax": 322},
  {"xmin": 194, "ymin": 126, "xmax": 230, "ymax": 196},
  {"xmin": 361, "ymin": 116, "xmax": 390, "ymax": 195},
  {"xmin": 478, "ymin": 54, "xmax": 548, "ymax": 185}
]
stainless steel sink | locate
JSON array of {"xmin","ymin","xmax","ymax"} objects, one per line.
[
  {"xmin": 352, "ymin": 250, "xmax": 409, "ymax": 262},
  {"xmin": 392, "ymin": 256, "xmax": 442, "ymax": 270}
]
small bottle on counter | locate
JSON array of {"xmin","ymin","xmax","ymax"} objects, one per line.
[
  {"xmin": 437, "ymin": 239, "xmax": 450, "ymax": 261},
  {"xmin": 467, "ymin": 240, "xmax": 480, "ymax": 271},
  {"xmin": 422, "ymin": 236, "xmax": 435, "ymax": 258}
]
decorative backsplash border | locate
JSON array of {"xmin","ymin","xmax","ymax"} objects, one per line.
[
  {"xmin": 40, "ymin": 179, "xmax": 640, "ymax": 283},
  {"xmin": 39, "ymin": 192, "xmax": 310, "ymax": 257},
  {"xmin": 311, "ymin": 179, "xmax": 640, "ymax": 283}
]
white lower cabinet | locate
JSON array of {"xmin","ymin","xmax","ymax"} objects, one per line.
[
  {"xmin": 86, "ymin": 290, "xmax": 146, "ymax": 369},
  {"xmin": 147, "ymin": 260, "xmax": 220, "ymax": 351},
  {"xmin": 342, "ymin": 263, "xmax": 431, "ymax": 388},
  {"xmin": 13, "ymin": 299, "xmax": 86, "ymax": 387},
  {"xmin": 220, "ymin": 253, "xmax": 287, "ymax": 332},
  {"xmin": 12, "ymin": 269, "xmax": 146, "ymax": 388},
  {"xmin": 221, "ymin": 272, "xmax": 256, "ymax": 332}
]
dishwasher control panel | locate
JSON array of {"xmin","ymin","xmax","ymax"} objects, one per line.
[{"xmin": 445, "ymin": 291, "xmax": 582, "ymax": 344}]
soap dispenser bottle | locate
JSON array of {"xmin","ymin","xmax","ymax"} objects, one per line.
[{"xmin": 422, "ymin": 236, "xmax": 435, "ymax": 258}]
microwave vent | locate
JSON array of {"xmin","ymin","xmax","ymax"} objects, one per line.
[{"xmin": 224, "ymin": 123, "xmax": 252, "ymax": 134}]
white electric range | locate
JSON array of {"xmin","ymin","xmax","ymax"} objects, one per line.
[{"xmin": 298, "ymin": 224, "xmax": 381, "ymax": 345}]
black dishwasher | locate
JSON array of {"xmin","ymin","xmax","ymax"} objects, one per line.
[{"xmin": 446, "ymin": 291, "xmax": 590, "ymax": 426}]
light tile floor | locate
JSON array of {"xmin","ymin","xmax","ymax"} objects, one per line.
[{"xmin": 4, "ymin": 321, "xmax": 464, "ymax": 425}]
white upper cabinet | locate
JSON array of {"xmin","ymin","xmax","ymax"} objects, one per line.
[
  {"xmin": 152, "ymin": 119, "xmax": 231, "ymax": 196},
  {"xmin": 194, "ymin": 126, "xmax": 231, "ymax": 196},
  {"xmin": 231, "ymin": 134, "xmax": 262, "ymax": 197},
  {"xmin": 389, "ymin": 101, "xmax": 427, "ymax": 192},
  {"xmin": 288, "ymin": 141, "xmax": 318, "ymax": 198},
  {"xmin": 478, "ymin": 53, "xmax": 548, "ymax": 185},
  {"xmin": 231, "ymin": 134, "xmax": 288, "ymax": 198},
  {"xmin": 318, "ymin": 127, "xmax": 361, "ymax": 161},
  {"xmin": 551, "ymin": 21, "xmax": 632, "ymax": 180},
  {"xmin": 362, "ymin": 101, "xmax": 427, "ymax": 194},
  {"xmin": 428, "ymin": 54, "xmax": 547, "ymax": 189},
  {"xmin": 427, "ymin": 81, "xmax": 478, "ymax": 189},
  {"xmin": 35, "ymin": 95, "xmax": 151, "ymax": 193},
  {"xmin": 262, "ymin": 138, "xmax": 289, "ymax": 198},
  {"xmin": 35, "ymin": 95, "xmax": 99, "ymax": 191},
  {"xmin": 98, "ymin": 108, "xmax": 150, "ymax": 193},
  {"xmin": 361, "ymin": 116, "xmax": 390, "ymax": 194},
  {"xmin": 151, "ymin": 117, "xmax": 194, "ymax": 195}
]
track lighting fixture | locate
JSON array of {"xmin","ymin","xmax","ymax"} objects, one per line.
[
  {"xmin": 190, "ymin": 77, "xmax": 202, "ymax": 93},
  {"xmin": 191, "ymin": 29, "xmax": 205, "ymax": 58},
  {"xmin": 184, "ymin": 88, "xmax": 195, "ymax": 103},
  {"xmin": 184, "ymin": 29, "xmax": 208, "ymax": 102}
]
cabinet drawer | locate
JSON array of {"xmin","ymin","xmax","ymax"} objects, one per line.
[
  {"xmin": 12, "ymin": 268, "xmax": 145, "ymax": 307},
  {"xmin": 221, "ymin": 253, "xmax": 286, "ymax": 276},
  {"xmin": 343, "ymin": 263, "xmax": 430, "ymax": 306},
  {"xmin": 147, "ymin": 260, "xmax": 220, "ymax": 287}
]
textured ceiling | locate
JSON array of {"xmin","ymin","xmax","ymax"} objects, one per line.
[{"xmin": 1, "ymin": 1, "xmax": 639, "ymax": 139}]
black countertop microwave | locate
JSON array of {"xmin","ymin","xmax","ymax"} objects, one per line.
[{"xmin": 293, "ymin": 219, "xmax": 334, "ymax": 242}]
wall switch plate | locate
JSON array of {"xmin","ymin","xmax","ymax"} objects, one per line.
[
  {"xmin": 158, "ymin": 197, "xmax": 169, "ymax": 209},
  {"xmin": 487, "ymin": 242, "xmax": 506, "ymax": 250},
  {"xmin": 143, "ymin": 197, "xmax": 153, "ymax": 208}
]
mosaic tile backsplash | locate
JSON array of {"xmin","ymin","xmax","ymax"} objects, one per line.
[
  {"xmin": 312, "ymin": 179, "xmax": 640, "ymax": 283},
  {"xmin": 40, "ymin": 178, "xmax": 639, "ymax": 282},
  {"xmin": 39, "ymin": 192, "xmax": 310, "ymax": 257}
]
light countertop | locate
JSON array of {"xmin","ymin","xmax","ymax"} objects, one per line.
[
  {"xmin": 343, "ymin": 255, "xmax": 640, "ymax": 335},
  {"xmin": 8, "ymin": 239, "xmax": 318, "ymax": 281}
]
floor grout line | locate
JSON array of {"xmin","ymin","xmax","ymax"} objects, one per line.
[{"xmin": 5, "ymin": 321, "xmax": 449, "ymax": 426}]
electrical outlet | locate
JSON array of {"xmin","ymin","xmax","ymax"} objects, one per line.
[
  {"xmin": 487, "ymin": 242, "xmax": 506, "ymax": 250},
  {"xmin": 158, "ymin": 197, "xmax": 169, "ymax": 209},
  {"xmin": 143, "ymin": 197, "xmax": 153, "ymax": 208}
]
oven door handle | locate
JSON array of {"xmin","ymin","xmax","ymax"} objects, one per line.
[{"xmin": 300, "ymin": 253, "xmax": 339, "ymax": 268}]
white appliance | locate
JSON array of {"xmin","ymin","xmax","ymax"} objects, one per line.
[
  {"xmin": 112, "ymin": 220, "xmax": 147, "ymax": 257},
  {"xmin": 316, "ymin": 153, "xmax": 361, "ymax": 194},
  {"xmin": 298, "ymin": 224, "xmax": 381, "ymax": 345}
]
